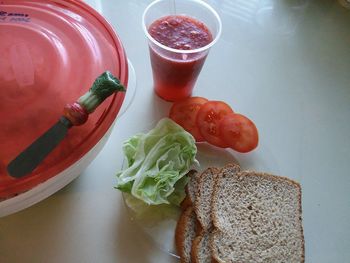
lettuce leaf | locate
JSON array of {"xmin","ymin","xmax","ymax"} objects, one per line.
[
  {"xmin": 115, "ymin": 118, "xmax": 197, "ymax": 206},
  {"xmin": 123, "ymin": 193, "xmax": 181, "ymax": 224}
]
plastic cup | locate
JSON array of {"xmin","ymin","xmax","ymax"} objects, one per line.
[{"xmin": 142, "ymin": 0, "xmax": 222, "ymax": 101}]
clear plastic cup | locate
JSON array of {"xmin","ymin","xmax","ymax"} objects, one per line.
[{"xmin": 142, "ymin": 0, "xmax": 222, "ymax": 101}]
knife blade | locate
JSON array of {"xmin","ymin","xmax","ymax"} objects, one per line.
[{"xmin": 7, "ymin": 117, "xmax": 72, "ymax": 178}]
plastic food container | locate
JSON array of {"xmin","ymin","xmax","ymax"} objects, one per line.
[{"xmin": 0, "ymin": 0, "xmax": 129, "ymax": 216}]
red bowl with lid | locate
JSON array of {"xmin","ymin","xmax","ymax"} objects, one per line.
[{"xmin": 0, "ymin": 0, "xmax": 129, "ymax": 216}]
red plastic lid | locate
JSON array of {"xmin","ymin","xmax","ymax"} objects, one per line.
[{"xmin": 0, "ymin": 0, "xmax": 128, "ymax": 198}]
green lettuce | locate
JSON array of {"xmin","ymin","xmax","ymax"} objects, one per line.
[{"xmin": 115, "ymin": 118, "xmax": 197, "ymax": 206}]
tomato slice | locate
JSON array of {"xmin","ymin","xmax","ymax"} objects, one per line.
[
  {"xmin": 169, "ymin": 96, "xmax": 208, "ymax": 141},
  {"xmin": 219, "ymin": 113, "xmax": 258, "ymax": 153},
  {"xmin": 196, "ymin": 101, "xmax": 234, "ymax": 147}
]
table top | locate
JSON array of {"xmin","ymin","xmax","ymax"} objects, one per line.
[{"xmin": 1, "ymin": 0, "xmax": 350, "ymax": 262}]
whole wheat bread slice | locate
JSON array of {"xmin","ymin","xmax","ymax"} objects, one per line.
[
  {"xmin": 175, "ymin": 206, "xmax": 199, "ymax": 263},
  {"xmin": 211, "ymin": 171, "xmax": 304, "ymax": 263},
  {"xmin": 194, "ymin": 164, "xmax": 240, "ymax": 231},
  {"xmin": 193, "ymin": 167, "xmax": 218, "ymax": 231},
  {"xmin": 191, "ymin": 164, "xmax": 240, "ymax": 263},
  {"xmin": 181, "ymin": 170, "xmax": 199, "ymax": 210},
  {"xmin": 190, "ymin": 167, "xmax": 218, "ymax": 263},
  {"xmin": 191, "ymin": 231, "xmax": 211, "ymax": 263},
  {"xmin": 176, "ymin": 170, "xmax": 201, "ymax": 262}
]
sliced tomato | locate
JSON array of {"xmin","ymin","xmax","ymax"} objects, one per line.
[
  {"xmin": 219, "ymin": 113, "xmax": 258, "ymax": 153},
  {"xmin": 169, "ymin": 96, "xmax": 208, "ymax": 141},
  {"xmin": 196, "ymin": 101, "xmax": 234, "ymax": 147}
]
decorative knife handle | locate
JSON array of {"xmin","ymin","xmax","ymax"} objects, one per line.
[
  {"xmin": 63, "ymin": 71, "xmax": 126, "ymax": 127},
  {"xmin": 63, "ymin": 102, "xmax": 88, "ymax": 126}
]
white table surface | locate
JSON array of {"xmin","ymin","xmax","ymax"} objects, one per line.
[{"xmin": 1, "ymin": 0, "xmax": 350, "ymax": 262}]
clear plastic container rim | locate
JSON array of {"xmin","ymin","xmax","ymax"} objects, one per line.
[{"xmin": 142, "ymin": 0, "xmax": 222, "ymax": 54}]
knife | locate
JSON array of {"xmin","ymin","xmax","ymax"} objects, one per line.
[{"xmin": 7, "ymin": 71, "xmax": 125, "ymax": 178}]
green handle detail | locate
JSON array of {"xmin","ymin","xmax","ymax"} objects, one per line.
[{"xmin": 78, "ymin": 71, "xmax": 126, "ymax": 113}]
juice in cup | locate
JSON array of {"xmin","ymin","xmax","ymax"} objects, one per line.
[
  {"xmin": 143, "ymin": 0, "xmax": 222, "ymax": 102},
  {"xmin": 148, "ymin": 15, "xmax": 213, "ymax": 101}
]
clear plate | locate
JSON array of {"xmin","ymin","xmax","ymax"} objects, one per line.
[{"xmin": 122, "ymin": 142, "xmax": 239, "ymax": 258}]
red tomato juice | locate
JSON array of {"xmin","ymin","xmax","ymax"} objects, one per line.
[{"xmin": 148, "ymin": 15, "xmax": 213, "ymax": 101}]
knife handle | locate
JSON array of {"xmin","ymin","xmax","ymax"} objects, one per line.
[{"xmin": 63, "ymin": 102, "xmax": 89, "ymax": 126}]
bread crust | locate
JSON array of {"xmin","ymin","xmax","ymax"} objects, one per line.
[
  {"xmin": 181, "ymin": 170, "xmax": 199, "ymax": 210},
  {"xmin": 193, "ymin": 167, "xmax": 219, "ymax": 230},
  {"xmin": 180, "ymin": 195, "xmax": 193, "ymax": 210},
  {"xmin": 191, "ymin": 234, "xmax": 202, "ymax": 263},
  {"xmin": 175, "ymin": 206, "xmax": 195, "ymax": 263},
  {"xmin": 176, "ymin": 170, "xmax": 203, "ymax": 263}
]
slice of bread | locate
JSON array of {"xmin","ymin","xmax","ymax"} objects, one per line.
[
  {"xmin": 191, "ymin": 231, "xmax": 211, "ymax": 263},
  {"xmin": 194, "ymin": 164, "xmax": 240, "ymax": 231},
  {"xmin": 211, "ymin": 171, "xmax": 304, "ymax": 263},
  {"xmin": 193, "ymin": 167, "xmax": 219, "ymax": 231},
  {"xmin": 191, "ymin": 164, "xmax": 240, "ymax": 263},
  {"xmin": 181, "ymin": 170, "xmax": 199, "ymax": 210},
  {"xmin": 175, "ymin": 206, "xmax": 198, "ymax": 263}
]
